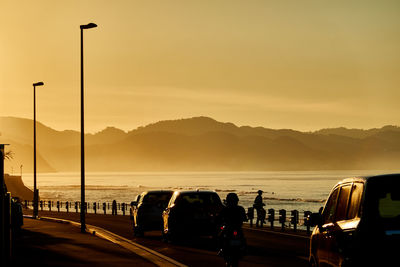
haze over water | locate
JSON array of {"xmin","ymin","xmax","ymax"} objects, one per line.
[{"xmin": 21, "ymin": 170, "xmax": 394, "ymax": 213}]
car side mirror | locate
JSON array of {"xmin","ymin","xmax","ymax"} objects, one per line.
[{"xmin": 307, "ymin": 212, "xmax": 323, "ymax": 228}]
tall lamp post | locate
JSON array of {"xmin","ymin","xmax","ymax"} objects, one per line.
[
  {"xmin": 33, "ymin": 81, "xmax": 44, "ymax": 219},
  {"xmin": 1, "ymin": 144, "xmax": 10, "ymax": 265},
  {"xmin": 80, "ymin": 22, "xmax": 97, "ymax": 233}
]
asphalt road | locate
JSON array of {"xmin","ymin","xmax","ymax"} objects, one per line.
[{"xmin": 25, "ymin": 210, "xmax": 310, "ymax": 267}]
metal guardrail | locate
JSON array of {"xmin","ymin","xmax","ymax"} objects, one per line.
[
  {"xmin": 23, "ymin": 200, "xmax": 314, "ymax": 234},
  {"xmin": 246, "ymin": 207, "xmax": 313, "ymax": 234},
  {"xmin": 24, "ymin": 200, "xmax": 131, "ymax": 216}
]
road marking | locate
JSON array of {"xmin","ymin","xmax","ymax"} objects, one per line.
[
  {"xmin": 25, "ymin": 215, "xmax": 187, "ymax": 267},
  {"xmin": 87, "ymin": 224, "xmax": 187, "ymax": 267}
]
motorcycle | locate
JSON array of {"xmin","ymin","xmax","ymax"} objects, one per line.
[{"xmin": 218, "ymin": 225, "xmax": 247, "ymax": 267}]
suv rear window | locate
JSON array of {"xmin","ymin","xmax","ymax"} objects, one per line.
[
  {"xmin": 143, "ymin": 192, "xmax": 172, "ymax": 205},
  {"xmin": 379, "ymin": 192, "xmax": 400, "ymax": 219},
  {"xmin": 179, "ymin": 193, "xmax": 221, "ymax": 206},
  {"xmin": 367, "ymin": 175, "xmax": 400, "ymax": 231}
]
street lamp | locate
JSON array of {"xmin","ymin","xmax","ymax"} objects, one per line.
[
  {"xmin": 33, "ymin": 81, "xmax": 44, "ymax": 219},
  {"xmin": 80, "ymin": 22, "xmax": 97, "ymax": 233},
  {"xmin": 1, "ymin": 144, "xmax": 10, "ymax": 264}
]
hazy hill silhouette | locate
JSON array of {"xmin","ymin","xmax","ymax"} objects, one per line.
[
  {"xmin": 314, "ymin": 125, "xmax": 400, "ymax": 139},
  {"xmin": 1, "ymin": 116, "xmax": 399, "ymax": 172}
]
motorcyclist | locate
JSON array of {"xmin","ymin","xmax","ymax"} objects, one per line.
[
  {"xmin": 220, "ymin": 193, "xmax": 247, "ymax": 229},
  {"xmin": 218, "ymin": 193, "xmax": 247, "ymax": 266}
]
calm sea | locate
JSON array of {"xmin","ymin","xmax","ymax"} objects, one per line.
[{"xmin": 21, "ymin": 170, "xmax": 395, "ymax": 213}]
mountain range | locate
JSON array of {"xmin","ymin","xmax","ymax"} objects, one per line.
[{"xmin": 1, "ymin": 116, "xmax": 399, "ymax": 172}]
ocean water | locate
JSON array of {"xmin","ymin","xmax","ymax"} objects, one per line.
[{"xmin": 21, "ymin": 170, "xmax": 394, "ymax": 214}]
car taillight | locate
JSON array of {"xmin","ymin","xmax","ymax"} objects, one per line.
[{"xmin": 233, "ymin": 231, "xmax": 238, "ymax": 236}]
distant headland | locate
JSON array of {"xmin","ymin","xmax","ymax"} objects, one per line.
[
  {"xmin": 4, "ymin": 174, "xmax": 33, "ymax": 201},
  {"xmin": 1, "ymin": 116, "xmax": 400, "ymax": 172}
]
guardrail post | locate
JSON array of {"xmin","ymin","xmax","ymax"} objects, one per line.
[
  {"xmin": 48, "ymin": 200, "xmax": 51, "ymax": 211},
  {"xmin": 291, "ymin": 210, "xmax": 299, "ymax": 232},
  {"xmin": 247, "ymin": 207, "xmax": 254, "ymax": 227},
  {"xmin": 66, "ymin": 201, "xmax": 69, "ymax": 213},
  {"xmin": 57, "ymin": 201, "xmax": 60, "ymax": 212},
  {"xmin": 75, "ymin": 202, "xmax": 78, "ymax": 213},
  {"xmin": 93, "ymin": 202, "xmax": 97, "ymax": 214},
  {"xmin": 268, "ymin": 208, "xmax": 275, "ymax": 229},
  {"xmin": 103, "ymin": 202, "xmax": 106, "ymax": 215},
  {"xmin": 40, "ymin": 200, "xmax": 43, "ymax": 211},
  {"xmin": 279, "ymin": 209, "xmax": 286, "ymax": 231},
  {"xmin": 122, "ymin": 203, "xmax": 125, "ymax": 216}
]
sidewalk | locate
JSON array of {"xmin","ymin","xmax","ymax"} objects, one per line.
[{"xmin": 11, "ymin": 218, "xmax": 156, "ymax": 267}]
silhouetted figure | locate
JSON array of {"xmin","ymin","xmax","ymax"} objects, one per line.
[
  {"xmin": 253, "ymin": 190, "xmax": 265, "ymax": 227},
  {"xmin": 220, "ymin": 193, "xmax": 247, "ymax": 229},
  {"xmin": 112, "ymin": 200, "xmax": 117, "ymax": 215},
  {"xmin": 218, "ymin": 193, "xmax": 247, "ymax": 267}
]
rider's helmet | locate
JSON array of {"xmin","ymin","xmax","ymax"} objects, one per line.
[
  {"xmin": 257, "ymin": 190, "xmax": 263, "ymax": 195},
  {"xmin": 226, "ymin": 193, "xmax": 239, "ymax": 206}
]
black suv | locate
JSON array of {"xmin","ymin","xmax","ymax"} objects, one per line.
[
  {"xmin": 130, "ymin": 190, "xmax": 173, "ymax": 236},
  {"xmin": 162, "ymin": 190, "xmax": 223, "ymax": 241},
  {"xmin": 308, "ymin": 174, "xmax": 400, "ymax": 267}
]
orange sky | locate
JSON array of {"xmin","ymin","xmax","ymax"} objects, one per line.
[{"xmin": 1, "ymin": 0, "xmax": 400, "ymax": 133}]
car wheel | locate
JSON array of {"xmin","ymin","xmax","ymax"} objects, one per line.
[
  {"xmin": 163, "ymin": 226, "xmax": 177, "ymax": 243},
  {"xmin": 161, "ymin": 229, "xmax": 167, "ymax": 242},
  {"xmin": 133, "ymin": 224, "xmax": 144, "ymax": 237},
  {"xmin": 309, "ymin": 256, "xmax": 318, "ymax": 267},
  {"xmin": 166, "ymin": 231, "xmax": 175, "ymax": 243}
]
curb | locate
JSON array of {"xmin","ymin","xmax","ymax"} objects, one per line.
[{"xmin": 24, "ymin": 215, "xmax": 187, "ymax": 267}]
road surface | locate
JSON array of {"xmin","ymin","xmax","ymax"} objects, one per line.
[{"xmin": 24, "ymin": 210, "xmax": 309, "ymax": 267}]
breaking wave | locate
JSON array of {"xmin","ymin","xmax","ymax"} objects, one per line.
[{"xmin": 263, "ymin": 197, "xmax": 326, "ymax": 203}]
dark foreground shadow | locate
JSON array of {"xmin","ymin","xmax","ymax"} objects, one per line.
[{"xmin": 11, "ymin": 229, "xmax": 88, "ymax": 267}]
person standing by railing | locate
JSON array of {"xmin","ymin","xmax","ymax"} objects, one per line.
[
  {"xmin": 112, "ymin": 200, "xmax": 117, "ymax": 215},
  {"xmin": 253, "ymin": 190, "xmax": 265, "ymax": 227}
]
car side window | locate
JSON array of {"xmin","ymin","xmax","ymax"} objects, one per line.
[
  {"xmin": 323, "ymin": 188, "xmax": 339, "ymax": 224},
  {"xmin": 335, "ymin": 184, "xmax": 352, "ymax": 221},
  {"xmin": 347, "ymin": 183, "xmax": 364, "ymax": 219}
]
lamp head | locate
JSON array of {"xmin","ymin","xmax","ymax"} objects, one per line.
[
  {"xmin": 80, "ymin": 23, "xmax": 97, "ymax": 30},
  {"xmin": 33, "ymin": 82, "xmax": 44, "ymax": 87}
]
